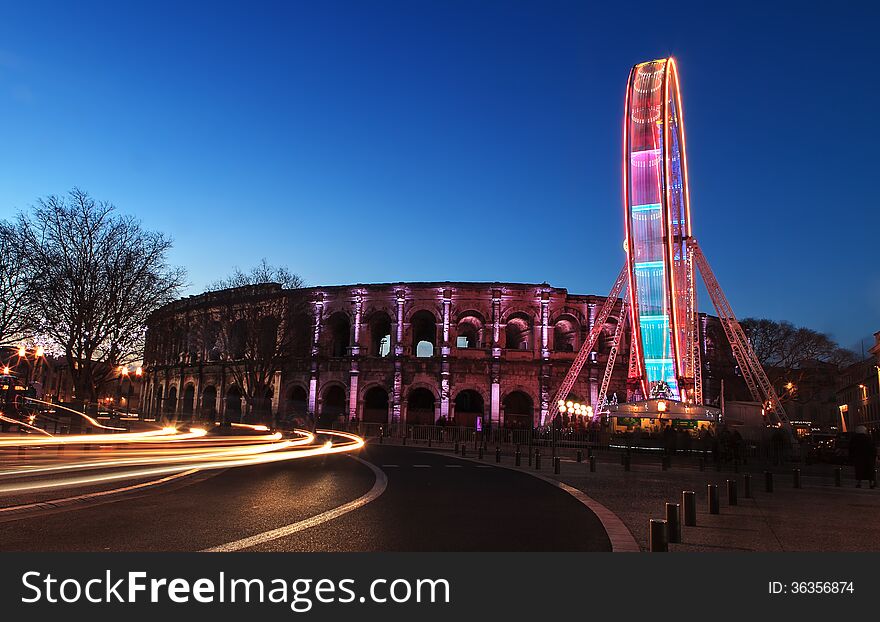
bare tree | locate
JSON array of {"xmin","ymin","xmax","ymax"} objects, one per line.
[
  {"xmin": 207, "ymin": 258, "xmax": 305, "ymax": 292},
  {"xmin": 18, "ymin": 188, "xmax": 186, "ymax": 407},
  {"xmin": 741, "ymin": 317, "xmax": 857, "ymax": 402},
  {"xmin": 206, "ymin": 262, "xmax": 306, "ymax": 424},
  {"xmin": 0, "ymin": 220, "xmax": 36, "ymax": 347}
]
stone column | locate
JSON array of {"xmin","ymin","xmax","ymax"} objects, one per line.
[
  {"xmin": 391, "ymin": 290, "xmax": 405, "ymax": 423},
  {"xmin": 440, "ymin": 289, "xmax": 451, "ymax": 421},
  {"xmin": 349, "ymin": 292, "xmax": 363, "ymax": 421},
  {"xmin": 539, "ymin": 290, "xmax": 550, "ymax": 424},
  {"xmin": 490, "ymin": 288, "xmax": 502, "ymax": 426},
  {"xmin": 308, "ymin": 294, "xmax": 323, "ymax": 422}
]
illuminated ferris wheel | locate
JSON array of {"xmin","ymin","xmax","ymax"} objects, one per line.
[
  {"xmin": 623, "ymin": 58, "xmax": 695, "ymax": 402},
  {"xmin": 546, "ymin": 57, "xmax": 791, "ymax": 432}
]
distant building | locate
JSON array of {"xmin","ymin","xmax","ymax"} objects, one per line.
[
  {"xmin": 0, "ymin": 347, "xmax": 143, "ymax": 412},
  {"xmin": 836, "ymin": 331, "xmax": 880, "ymax": 432}
]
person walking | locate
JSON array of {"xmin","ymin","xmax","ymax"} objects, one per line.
[{"xmin": 849, "ymin": 426, "xmax": 877, "ymax": 489}]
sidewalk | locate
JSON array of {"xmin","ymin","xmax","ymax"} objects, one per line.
[{"xmin": 380, "ymin": 439, "xmax": 880, "ymax": 552}]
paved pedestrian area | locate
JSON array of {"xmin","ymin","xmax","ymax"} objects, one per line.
[{"xmin": 385, "ymin": 440, "xmax": 880, "ymax": 552}]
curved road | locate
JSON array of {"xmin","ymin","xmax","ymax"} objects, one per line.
[{"xmin": 0, "ymin": 445, "xmax": 611, "ymax": 552}]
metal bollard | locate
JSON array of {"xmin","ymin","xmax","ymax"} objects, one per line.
[
  {"xmin": 461, "ymin": 445, "xmax": 466, "ymax": 458},
  {"xmin": 478, "ymin": 446, "xmax": 483, "ymax": 460},
  {"xmin": 834, "ymin": 467, "xmax": 841, "ymax": 487},
  {"xmin": 402, "ymin": 435, "xmax": 407, "ymax": 446},
  {"xmin": 379, "ymin": 430, "xmax": 384, "ymax": 444},
  {"xmin": 454, "ymin": 442, "xmax": 459, "ymax": 455},
  {"xmin": 515, "ymin": 450, "xmax": 521, "ymax": 466},
  {"xmin": 744, "ymin": 474, "xmax": 752, "ymax": 498},
  {"xmin": 428, "ymin": 437, "xmax": 432, "ymax": 448},
  {"xmin": 576, "ymin": 449, "xmax": 583, "ymax": 463},
  {"xmin": 495, "ymin": 447, "xmax": 501, "ymax": 463},
  {"xmin": 665, "ymin": 503, "xmax": 681, "ymax": 543},
  {"xmin": 708, "ymin": 483, "xmax": 720, "ymax": 514},
  {"xmin": 649, "ymin": 519, "xmax": 668, "ymax": 552},
  {"xmin": 765, "ymin": 471, "xmax": 773, "ymax": 493},
  {"xmin": 699, "ymin": 457, "xmax": 705, "ymax": 472},
  {"xmin": 727, "ymin": 479, "xmax": 738, "ymax": 506},
  {"xmin": 793, "ymin": 468, "xmax": 801, "ymax": 489},
  {"xmin": 623, "ymin": 454, "xmax": 631, "ymax": 471},
  {"xmin": 682, "ymin": 491, "xmax": 697, "ymax": 526},
  {"xmin": 553, "ymin": 456, "xmax": 561, "ymax": 474},
  {"xmin": 589, "ymin": 455, "xmax": 596, "ymax": 472},
  {"xmin": 528, "ymin": 449, "xmax": 533, "ymax": 466},
  {"xmin": 535, "ymin": 451, "xmax": 541, "ymax": 470}
]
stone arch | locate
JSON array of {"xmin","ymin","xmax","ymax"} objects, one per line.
[
  {"xmin": 362, "ymin": 385, "xmax": 390, "ymax": 424},
  {"xmin": 553, "ymin": 314, "xmax": 580, "ymax": 352},
  {"xmin": 504, "ymin": 312, "xmax": 532, "ymax": 351},
  {"xmin": 229, "ymin": 319, "xmax": 248, "ymax": 359},
  {"xmin": 284, "ymin": 385, "xmax": 308, "ymax": 422},
  {"xmin": 455, "ymin": 310, "xmax": 485, "ymax": 349},
  {"xmin": 225, "ymin": 386, "xmax": 242, "ymax": 422},
  {"xmin": 406, "ymin": 386, "xmax": 436, "ymax": 424},
  {"xmin": 502, "ymin": 390, "xmax": 534, "ymax": 429},
  {"xmin": 166, "ymin": 385, "xmax": 178, "ymax": 414},
  {"xmin": 410, "ymin": 309, "xmax": 437, "ymax": 357},
  {"xmin": 453, "ymin": 389, "xmax": 484, "ymax": 427},
  {"xmin": 367, "ymin": 310, "xmax": 393, "ymax": 357},
  {"xmin": 201, "ymin": 385, "xmax": 217, "ymax": 419},
  {"xmin": 326, "ymin": 311, "xmax": 351, "ymax": 358},
  {"xmin": 319, "ymin": 383, "xmax": 346, "ymax": 426},
  {"xmin": 182, "ymin": 383, "xmax": 195, "ymax": 416}
]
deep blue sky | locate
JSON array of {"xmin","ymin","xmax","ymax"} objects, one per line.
[{"xmin": 0, "ymin": 1, "xmax": 877, "ymax": 351}]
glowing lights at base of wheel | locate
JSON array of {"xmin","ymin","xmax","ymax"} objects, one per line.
[
  {"xmin": 0, "ymin": 424, "xmax": 365, "ymax": 494},
  {"xmin": 557, "ymin": 400, "xmax": 594, "ymax": 419}
]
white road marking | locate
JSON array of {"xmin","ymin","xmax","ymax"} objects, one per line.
[
  {"xmin": 476, "ymin": 465, "xmax": 492, "ymax": 468},
  {"xmin": 412, "ymin": 464, "xmax": 431, "ymax": 468},
  {"xmin": 381, "ymin": 464, "xmax": 399, "ymax": 468},
  {"xmin": 444, "ymin": 465, "xmax": 463, "ymax": 468},
  {"xmin": 203, "ymin": 456, "xmax": 388, "ymax": 552}
]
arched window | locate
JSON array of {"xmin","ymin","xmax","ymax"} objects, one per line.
[
  {"xmin": 182, "ymin": 383, "xmax": 195, "ymax": 416},
  {"xmin": 411, "ymin": 310, "xmax": 436, "ymax": 358},
  {"xmin": 225, "ymin": 386, "xmax": 242, "ymax": 422},
  {"xmin": 165, "ymin": 386, "xmax": 177, "ymax": 414},
  {"xmin": 290, "ymin": 313, "xmax": 312, "ymax": 357},
  {"xmin": 363, "ymin": 386, "xmax": 390, "ymax": 424},
  {"xmin": 554, "ymin": 317, "xmax": 579, "ymax": 352},
  {"xmin": 503, "ymin": 391, "xmax": 533, "ymax": 429},
  {"xmin": 369, "ymin": 312, "xmax": 392, "ymax": 357},
  {"xmin": 454, "ymin": 390, "xmax": 484, "ymax": 427},
  {"xmin": 320, "ymin": 385, "xmax": 346, "ymax": 426},
  {"xmin": 505, "ymin": 314, "xmax": 531, "ymax": 350},
  {"xmin": 456, "ymin": 313, "xmax": 484, "ymax": 349},
  {"xmin": 327, "ymin": 312, "xmax": 351, "ymax": 358},
  {"xmin": 285, "ymin": 386, "xmax": 308, "ymax": 421},
  {"xmin": 205, "ymin": 320, "xmax": 222, "ymax": 361},
  {"xmin": 201, "ymin": 386, "xmax": 217, "ymax": 419},
  {"xmin": 406, "ymin": 388, "xmax": 435, "ymax": 424},
  {"xmin": 229, "ymin": 319, "xmax": 248, "ymax": 359}
]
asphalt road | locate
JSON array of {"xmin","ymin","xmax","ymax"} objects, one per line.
[{"xmin": 0, "ymin": 445, "xmax": 611, "ymax": 552}]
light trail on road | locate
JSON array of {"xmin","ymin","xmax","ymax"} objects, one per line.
[{"xmin": 0, "ymin": 423, "xmax": 364, "ymax": 495}]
